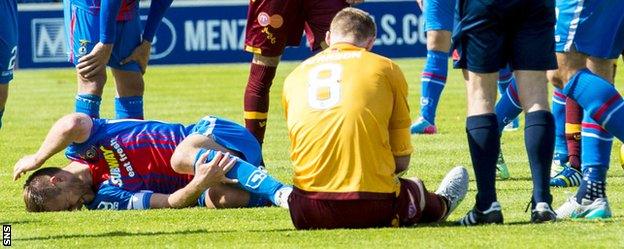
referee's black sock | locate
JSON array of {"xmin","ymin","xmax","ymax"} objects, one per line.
[
  {"xmin": 466, "ymin": 114, "xmax": 500, "ymax": 211},
  {"xmin": 525, "ymin": 110, "xmax": 554, "ymax": 207}
]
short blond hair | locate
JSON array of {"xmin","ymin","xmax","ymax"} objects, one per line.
[{"xmin": 330, "ymin": 7, "xmax": 376, "ymax": 44}]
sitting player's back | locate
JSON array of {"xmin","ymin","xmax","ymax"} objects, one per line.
[{"xmin": 283, "ymin": 43, "xmax": 411, "ymax": 197}]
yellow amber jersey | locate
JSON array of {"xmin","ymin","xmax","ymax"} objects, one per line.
[{"xmin": 282, "ymin": 43, "xmax": 412, "ymax": 199}]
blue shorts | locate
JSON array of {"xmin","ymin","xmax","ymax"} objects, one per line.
[
  {"xmin": 190, "ymin": 116, "xmax": 263, "ymax": 166},
  {"xmin": 452, "ymin": 0, "xmax": 558, "ymax": 73},
  {"xmin": 555, "ymin": 0, "xmax": 624, "ymax": 59},
  {"xmin": 63, "ymin": 0, "xmax": 142, "ymax": 72},
  {"xmin": 0, "ymin": 0, "xmax": 18, "ymax": 84},
  {"xmin": 424, "ymin": 0, "xmax": 456, "ymax": 32}
]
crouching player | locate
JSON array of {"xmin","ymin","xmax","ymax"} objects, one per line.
[
  {"xmin": 65, "ymin": 0, "xmax": 173, "ymax": 119},
  {"xmin": 13, "ymin": 114, "xmax": 292, "ymax": 211},
  {"xmin": 282, "ymin": 8, "xmax": 468, "ymax": 229}
]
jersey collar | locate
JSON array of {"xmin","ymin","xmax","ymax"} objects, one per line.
[{"xmin": 328, "ymin": 43, "xmax": 366, "ymax": 52}]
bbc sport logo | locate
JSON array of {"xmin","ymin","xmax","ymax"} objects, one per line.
[{"xmin": 2, "ymin": 224, "xmax": 10, "ymax": 247}]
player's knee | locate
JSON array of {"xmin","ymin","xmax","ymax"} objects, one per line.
[
  {"xmin": 170, "ymin": 149, "xmax": 192, "ymax": 174},
  {"xmin": 60, "ymin": 113, "xmax": 91, "ymax": 131},
  {"xmin": 77, "ymin": 74, "xmax": 106, "ymax": 97},
  {"xmin": 252, "ymin": 54, "xmax": 281, "ymax": 67},
  {"xmin": 426, "ymin": 30, "xmax": 452, "ymax": 51},
  {"xmin": 547, "ymin": 70, "xmax": 564, "ymax": 89}
]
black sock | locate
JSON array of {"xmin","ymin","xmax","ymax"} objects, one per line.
[
  {"xmin": 466, "ymin": 114, "xmax": 500, "ymax": 211},
  {"xmin": 524, "ymin": 111, "xmax": 555, "ymax": 207}
]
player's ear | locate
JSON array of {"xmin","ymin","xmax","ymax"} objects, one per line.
[
  {"xmin": 325, "ymin": 31, "xmax": 331, "ymax": 47},
  {"xmin": 49, "ymin": 175, "xmax": 64, "ymax": 185},
  {"xmin": 365, "ymin": 36, "xmax": 375, "ymax": 51}
]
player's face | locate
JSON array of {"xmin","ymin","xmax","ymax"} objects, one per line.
[{"xmin": 45, "ymin": 175, "xmax": 94, "ymax": 212}]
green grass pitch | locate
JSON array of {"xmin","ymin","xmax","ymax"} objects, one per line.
[{"xmin": 1, "ymin": 58, "xmax": 624, "ymax": 248}]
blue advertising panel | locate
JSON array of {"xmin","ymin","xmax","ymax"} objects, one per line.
[{"xmin": 17, "ymin": 0, "xmax": 425, "ymax": 69}]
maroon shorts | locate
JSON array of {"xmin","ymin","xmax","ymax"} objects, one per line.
[
  {"xmin": 288, "ymin": 179, "xmax": 436, "ymax": 230},
  {"xmin": 244, "ymin": 0, "xmax": 349, "ymax": 57}
]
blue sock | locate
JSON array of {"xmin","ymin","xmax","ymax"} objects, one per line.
[
  {"xmin": 466, "ymin": 114, "xmax": 500, "ymax": 211},
  {"xmin": 494, "ymin": 79, "xmax": 522, "ymax": 133},
  {"xmin": 552, "ymin": 88, "xmax": 568, "ymax": 162},
  {"xmin": 247, "ymin": 194, "xmax": 270, "ymax": 207},
  {"xmin": 576, "ymin": 167, "xmax": 607, "ymax": 203},
  {"xmin": 577, "ymin": 112, "xmax": 612, "ymax": 202},
  {"xmin": 0, "ymin": 109, "xmax": 4, "ymax": 129},
  {"xmin": 524, "ymin": 111, "xmax": 555, "ymax": 206},
  {"xmin": 420, "ymin": 50, "xmax": 449, "ymax": 125},
  {"xmin": 497, "ymin": 65, "xmax": 513, "ymax": 93},
  {"xmin": 75, "ymin": 94, "xmax": 102, "ymax": 118},
  {"xmin": 194, "ymin": 149, "xmax": 285, "ymax": 205},
  {"xmin": 563, "ymin": 69, "xmax": 624, "ymax": 141},
  {"xmin": 115, "ymin": 96, "xmax": 144, "ymax": 119}
]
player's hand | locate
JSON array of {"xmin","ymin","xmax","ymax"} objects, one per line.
[
  {"xmin": 416, "ymin": 0, "xmax": 423, "ymax": 9},
  {"xmin": 13, "ymin": 154, "xmax": 44, "ymax": 181},
  {"xmin": 193, "ymin": 151, "xmax": 238, "ymax": 189},
  {"xmin": 346, "ymin": 0, "xmax": 364, "ymax": 5},
  {"xmin": 76, "ymin": 42, "xmax": 113, "ymax": 79},
  {"xmin": 120, "ymin": 40, "xmax": 152, "ymax": 75}
]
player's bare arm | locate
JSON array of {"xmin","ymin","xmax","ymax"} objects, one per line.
[
  {"xmin": 121, "ymin": 41, "xmax": 151, "ymax": 74},
  {"xmin": 121, "ymin": 0, "xmax": 174, "ymax": 74},
  {"xmin": 76, "ymin": 43, "xmax": 113, "ymax": 79},
  {"xmin": 13, "ymin": 113, "xmax": 92, "ymax": 180}
]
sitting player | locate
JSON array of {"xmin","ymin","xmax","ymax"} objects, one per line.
[
  {"xmin": 13, "ymin": 113, "xmax": 292, "ymax": 211},
  {"xmin": 282, "ymin": 8, "xmax": 469, "ymax": 229}
]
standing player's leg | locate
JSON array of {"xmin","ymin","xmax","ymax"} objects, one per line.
[
  {"xmin": 565, "ymin": 98, "xmax": 582, "ymax": 171},
  {"xmin": 547, "ymin": 70, "xmax": 570, "ymax": 178},
  {"xmin": 0, "ymin": 0, "xmax": 17, "ymax": 129},
  {"xmin": 0, "ymin": 47, "xmax": 16, "ymax": 129},
  {"xmin": 0, "ymin": 84, "xmax": 7, "ymax": 129},
  {"xmin": 552, "ymin": 58, "xmax": 616, "ymax": 187},
  {"xmin": 243, "ymin": 0, "xmax": 305, "ymax": 145},
  {"xmin": 514, "ymin": 70, "xmax": 555, "ymax": 214},
  {"xmin": 507, "ymin": 0, "xmax": 558, "ymax": 222},
  {"xmin": 452, "ymin": 0, "xmax": 504, "ymax": 225},
  {"xmin": 411, "ymin": 0, "xmax": 454, "ymax": 135},
  {"xmin": 244, "ymin": 54, "xmax": 279, "ymax": 145},
  {"xmin": 497, "ymin": 66, "xmax": 520, "ymax": 131},
  {"xmin": 109, "ymin": 15, "xmax": 145, "ymax": 119},
  {"xmin": 112, "ymin": 68, "xmax": 145, "ymax": 119},
  {"xmin": 64, "ymin": 2, "xmax": 105, "ymax": 118},
  {"xmin": 461, "ymin": 71, "xmax": 502, "ymax": 223},
  {"xmin": 555, "ymin": 54, "xmax": 618, "ymax": 219}
]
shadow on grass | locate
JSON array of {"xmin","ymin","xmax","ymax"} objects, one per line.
[
  {"xmin": 411, "ymin": 220, "xmax": 534, "ymax": 228},
  {"xmin": 15, "ymin": 228, "xmax": 293, "ymax": 242},
  {"xmin": 0, "ymin": 220, "xmax": 39, "ymax": 225}
]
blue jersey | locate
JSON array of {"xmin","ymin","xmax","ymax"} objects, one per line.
[
  {"xmin": 66, "ymin": 116, "xmax": 263, "ymax": 210},
  {"xmin": 0, "ymin": 0, "xmax": 18, "ymax": 84},
  {"xmin": 555, "ymin": 0, "xmax": 624, "ymax": 59}
]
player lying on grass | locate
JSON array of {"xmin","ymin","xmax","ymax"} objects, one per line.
[
  {"xmin": 13, "ymin": 114, "xmax": 292, "ymax": 212},
  {"xmin": 282, "ymin": 8, "xmax": 469, "ymax": 229}
]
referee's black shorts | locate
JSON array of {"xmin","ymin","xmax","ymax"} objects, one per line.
[{"xmin": 452, "ymin": 0, "xmax": 558, "ymax": 73}]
